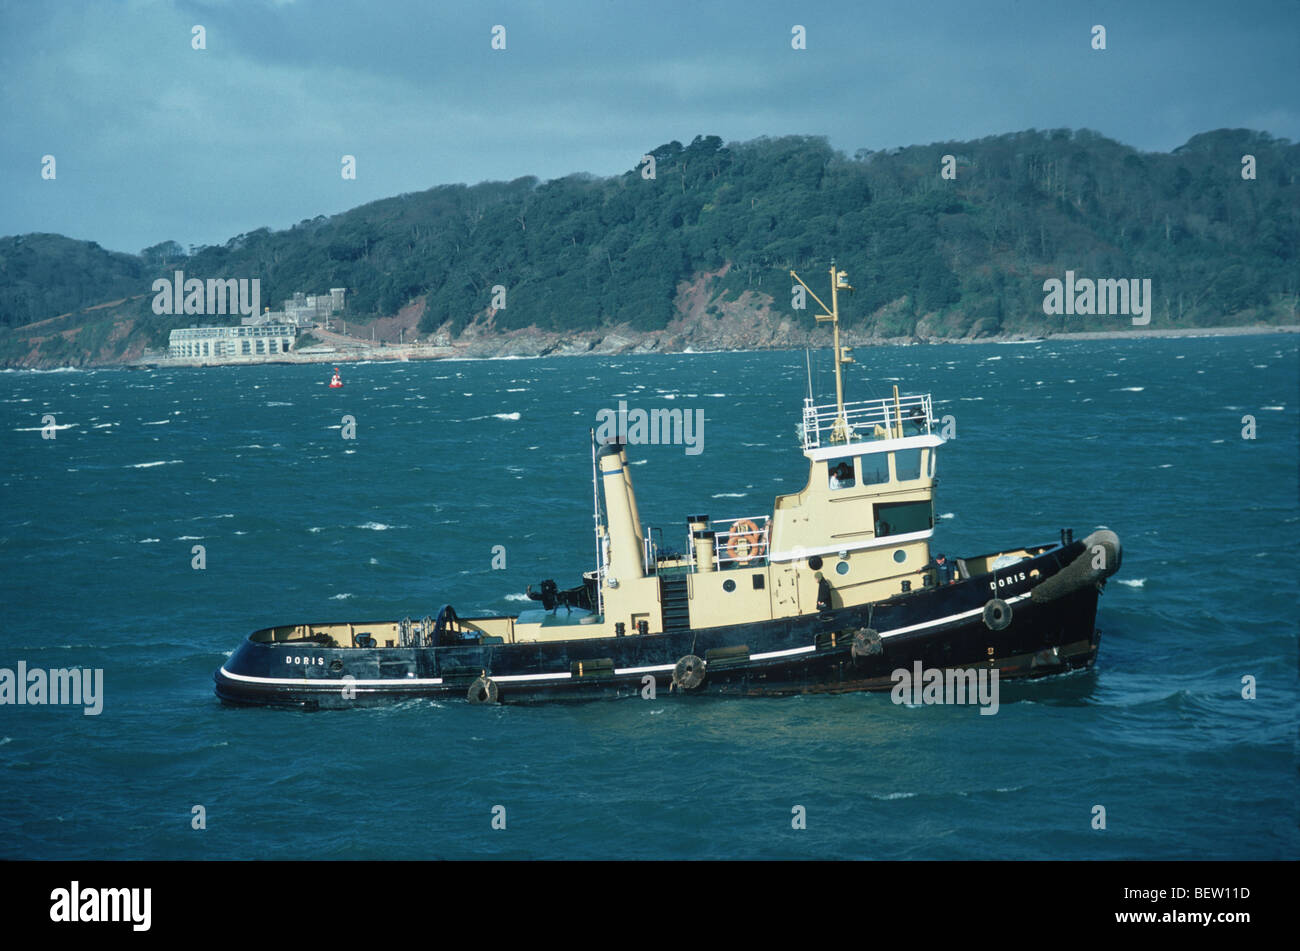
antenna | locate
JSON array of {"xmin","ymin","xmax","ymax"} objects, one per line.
[
  {"xmin": 805, "ymin": 348, "xmax": 813, "ymax": 402},
  {"xmin": 791, "ymin": 263, "xmax": 855, "ymax": 443}
]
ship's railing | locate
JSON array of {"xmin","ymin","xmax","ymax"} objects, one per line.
[
  {"xmin": 798, "ymin": 394, "xmax": 933, "ymax": 450},
  {"xmin": 642, "ymin": 533, "xmax": 659, "ymax": 575},
  {"xmin": 694, "ymin": 515, "xmax": 771, "ymax": 570}
]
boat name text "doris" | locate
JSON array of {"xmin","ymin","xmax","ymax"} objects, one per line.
[{"xmin": 989, "ymin": 570, "xmax": 1028, "ymax": 593}]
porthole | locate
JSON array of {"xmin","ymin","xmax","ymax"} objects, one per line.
[
  {"xmin": 808, "ymin": 555, "xmax": 824, "ymax": 570},
  {"xmin": 835, "ymin": 561, "xmax": 850, "ymax": 576},
  {"xmin": 723, "ymin": 579, "xmax": 736, "ymax": 592},
  {"xmin": 893, "ymin": 550, "xmax": 907, "ymax": 564}
]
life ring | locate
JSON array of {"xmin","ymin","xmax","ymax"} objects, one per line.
[
  {"xmin": 726, "ymin": 519, "xmax": 767, "ymax": 563},
  {"xmin": 467, "ymin": 676, "xmax": 499, "ymax": 704},
  {"xmin": 671, "ymin": 654, "xmax": 705, "ymax": 691},
  {"xmin": 983, "ymin": 598, "xmax": 1012, "ymax": 631}
]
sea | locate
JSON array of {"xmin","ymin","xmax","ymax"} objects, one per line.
[{"xmin": 1, "ymin": 335, "xmax": 1296, "ymax": 860}]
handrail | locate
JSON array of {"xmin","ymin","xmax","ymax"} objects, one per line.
[
  {"xmin": 682, "ymin": 515, "xmax": 773, "ymax": 570},
  {"xmin": 799, "ymin": 394, "xmax": 933, "ymax": 449},
  {"xmin": 711, "ymin": 516, "xmax": 771, "ymax": 568}
]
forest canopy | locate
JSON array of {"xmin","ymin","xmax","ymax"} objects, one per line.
[{"xmin": 2, "ymin": 128, "xmax": 1296, "ymax": 347}]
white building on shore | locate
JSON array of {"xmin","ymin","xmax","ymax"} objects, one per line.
[{"xmin": 168, "ymin": 324, "xmax": 297, "ymax": 360}]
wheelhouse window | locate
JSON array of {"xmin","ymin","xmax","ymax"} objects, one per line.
[
  {"xmin": 827, "ymin": 457, "xmax": 856, "ymax": 490},
  {"xmin": 893, "ymin": 449, "xmax": 923, "ymax": 481},
  {"xmin": 875, "ymin": 500, "xmax": 933, "ymax": 537},
  {"xmin": 859, "ymin": 452, "xmax": 890, "ymax": 485}
]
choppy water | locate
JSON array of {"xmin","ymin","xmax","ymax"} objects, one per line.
[{"xmin": 1, "ymin": 336, "xmax": 1296, "ymax": 859}]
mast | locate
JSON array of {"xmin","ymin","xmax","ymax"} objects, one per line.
[
  {"xmin": 790, "ymin": 263, "xmax": 855, "ymax": 442},
  {"xmin": 590, "ymin": 428, "xmax": 604, "ymax": 615}
]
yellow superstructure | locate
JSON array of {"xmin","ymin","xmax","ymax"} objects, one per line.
[{"xmin": 507, "ymin": 264, "xmax": 948, "ymax": 644}]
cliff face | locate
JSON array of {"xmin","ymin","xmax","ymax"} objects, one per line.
[{"xmin": 441, "ymin": 266, "xmax": 1029, "ymax": 360}]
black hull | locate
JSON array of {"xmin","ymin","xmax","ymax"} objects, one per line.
[{"xmin": 215, "ymin": 538, "xmax": 1112, "ymax": 709}]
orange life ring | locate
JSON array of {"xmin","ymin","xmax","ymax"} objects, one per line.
[{"xmin": 726, "ymin": 519, "xmax": 767, "ymax": 563}]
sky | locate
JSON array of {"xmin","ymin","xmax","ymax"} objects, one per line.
[{"xmin": 2, "ymin": 0, "xmax": 1297, "ymax": 255}]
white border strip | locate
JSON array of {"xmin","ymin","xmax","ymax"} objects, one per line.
[
  {"xmin": 804, "ymin": 433, "xmax": 943, "ymax": 461},
  {"xmin": 769, "ymin": 528, "xmax": 933, "ymax": 562}
]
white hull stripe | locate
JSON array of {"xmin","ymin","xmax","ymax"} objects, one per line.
[
  {"xmin": 492, "ymin": 671, "xmax": 571, "ymax": 682},
  {"xmin": 217, "ymin": 591, "xmax": 1034, "ymax": 688},
  {"xmin": 749, "ymin": 645, "xmax": 816, "ymax": 661},
  {"xmin": 615, "ymin": 663, "xmax": 677, "ymax": 675},
  {"xmin": 218, "ymin": 668, "xmax": 446, "ymax": 687},
  {"xmin": 877, "ymin": 591, "xmax": 1031, "ymax": 638}
]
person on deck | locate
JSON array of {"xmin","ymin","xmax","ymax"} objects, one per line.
[{"xmin": 931, "ymin": 552, "xmax": 955, "ymax": 586}]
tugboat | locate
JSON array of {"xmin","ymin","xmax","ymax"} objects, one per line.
[
  {"xmin": 215, "ymin": 264, "xmax": 1121, "ymax": 708},
  {"xmin": 328, "ymin": 367, "xmax": 344, "ymax": 388}
]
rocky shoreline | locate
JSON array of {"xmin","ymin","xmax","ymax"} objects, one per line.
[
  {"xmin": 439, "ymin": 321, "xmax": 1300, "ymax": 361},
  {"xmin": 102, "ymin": 320, "xmax": 1300, "ymax": 369},
  {"xmin": 7, "ymin": 319, "xmax": 1297, "ymax": 372}
]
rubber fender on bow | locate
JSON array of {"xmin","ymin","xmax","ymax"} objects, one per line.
[{"xmin": 1031, "ymin": 529, "xmax": 1123, "ymax": 604}]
